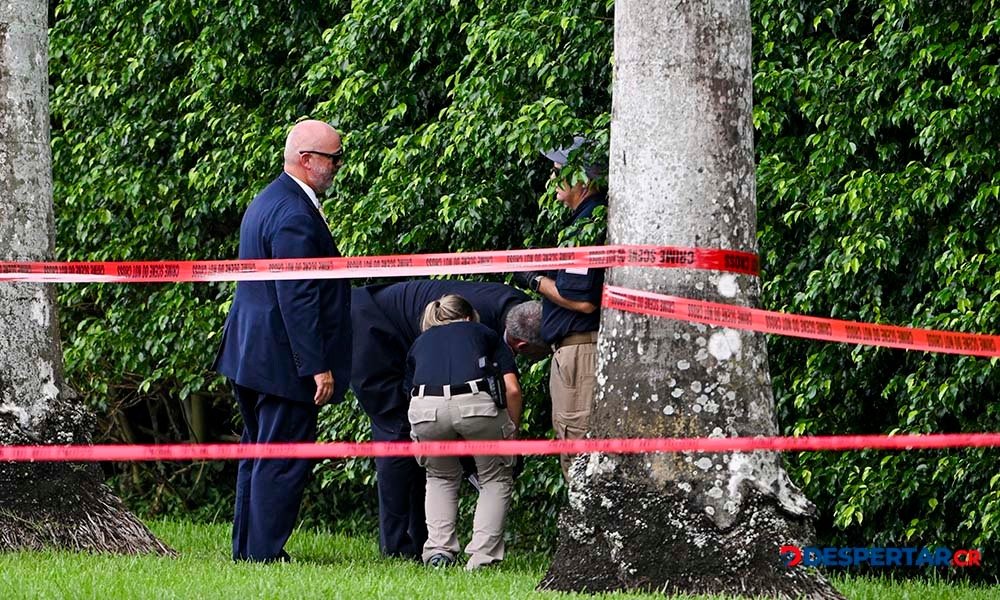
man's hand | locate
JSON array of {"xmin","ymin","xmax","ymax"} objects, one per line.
[
  {"xmin": 512, "ymin": 271, "xmax": 544, "ymax": 293},
  {"xmin": 313, "ymin": 371, "xmax": 334, "ymax": 406}
]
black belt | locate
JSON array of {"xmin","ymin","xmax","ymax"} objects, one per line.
[
  {"xmin": 553, "ymin": 330, "xmax": 599, "ymax": 351},
  {"xmin": 411, "ymin": 378, "xmax": 487, "ymax": 397}
]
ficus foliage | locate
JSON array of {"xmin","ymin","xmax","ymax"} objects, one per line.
[
  {"xmin": 49, "ymin": 0, "xmax": 611, "ymax": 538},
  {"xmin": 50, "ymin": 0, "xmax": 352, "ymax": 520},
  {"xmin": 756, "ymin": 0, "xmax": 1000, "ymax": 573},
  {"xmin": 49, "ymin": 0, "xmax": 1000, "ymax": 571}
]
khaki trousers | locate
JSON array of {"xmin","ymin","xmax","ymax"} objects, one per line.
[
  {"xmin": 408, "ymin": 389, "xmax": 516, "ymax": 570},
  {"xmin": 549, "ymin": 340, "xmax": 597, "ymax": 479}
]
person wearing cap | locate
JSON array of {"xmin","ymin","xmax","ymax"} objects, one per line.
[
  {"xmin": 213, "ymin": 120, "xmax": 351, "ymax": 562},
  {"xmin": 350, "ymin": 279, "xmax": 548, "ymax": 560},
  {"xmin": 405, "ymin": 294, "xmax": 520, "ymax": 570},
  {"xmin": 512, "ymin": 136, "xmax": 607, "ymax": 480}
]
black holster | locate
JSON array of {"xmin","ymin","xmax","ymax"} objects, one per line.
[{"xmin": 486, "ymin": 375, "xmax": 506, "ymax": 409}]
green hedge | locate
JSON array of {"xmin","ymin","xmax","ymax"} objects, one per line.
[
  {"xmin": 50, "ymin": 0, "xmax": 1000, "ymax": 570},
  {"xmin": 756, "ymin": 0, "xmax": 1000, "ymax": 568}
]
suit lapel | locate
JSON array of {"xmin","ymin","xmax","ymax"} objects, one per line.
[
  {"xmin": 276, "ymin": 173, "xmax": 338, "ymax": 253},
  {"xmin": 277, "ymin": 173, "xmax": 321, "ymax": 214}
]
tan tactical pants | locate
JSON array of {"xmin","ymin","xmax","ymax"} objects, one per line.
[
  {"xmin": 549, "ymin": 336, "xmax": 597, "ymax": 480},
  {"xmin": 408, "ymin": 389, "xmax": 516, "ymax": 570}
]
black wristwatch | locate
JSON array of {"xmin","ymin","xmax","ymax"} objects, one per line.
[{"xmin": 529, "ymin": 274, "xmax": 543, "ymax": 292}]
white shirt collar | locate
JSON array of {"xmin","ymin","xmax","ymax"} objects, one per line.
[{"xmin": 286, "ymin": 172, "xmax": 321, "ymax": 212}]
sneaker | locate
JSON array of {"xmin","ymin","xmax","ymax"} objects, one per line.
[
  {"xmin": 465, "ymin": 558, "xmax": 501, "ymax": 571},
  {"xmin": 427, "ymin": 553, "xmax": 455, "ymax": 568}
]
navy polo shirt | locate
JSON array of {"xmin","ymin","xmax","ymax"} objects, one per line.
[
  {"xmin": 404, "ymin": 321, "xmax": 517, "ymax": 391},
  {"xmin": 373, "ymin": 280, "xmax": 528, "ymax": 344},
  {"xmin": 540, "ymin": 193, "xmax": 607, "ymax": 345},
  {"xmin": 351, "ymin": 280, "xmax": 529, "ymax": 430}
]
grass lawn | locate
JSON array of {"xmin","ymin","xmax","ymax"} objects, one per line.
[{"xmin": 0, "ymin": 520, "xmax": 995, "ymax": 599}]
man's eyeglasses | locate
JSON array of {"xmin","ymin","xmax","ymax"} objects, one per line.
[{"xmin": 300, "ymin": 149, "xmax": 344, "ymax": 164}]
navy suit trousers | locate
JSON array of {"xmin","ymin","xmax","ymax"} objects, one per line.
[
  {"xmin": 371, "ymin": 419, "xmax": 427, "ymax": 559},
  {"xmin": 232, "ymin": 383, "xmax": 318, "ymax": 562}
]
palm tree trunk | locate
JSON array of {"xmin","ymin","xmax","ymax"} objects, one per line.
[
  {"xmin": 0, "ymin": 0, "xmax": 172, "ymax": 555},
  {"xmin": 540, "ymin": 2, "xmax": 840, "ymax": 597}
]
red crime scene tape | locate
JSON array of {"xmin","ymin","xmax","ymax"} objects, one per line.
[
  {"xmin": 0, "ymin": 245, "xmax": 759, "ymax": 283},
  {"xmin": 4, "ymin": 246, "xmax": 999, "ymax": 461},
  {"xmin": 3, "ymin": 433, "xmax": 1000, "ymax": 462},
  {"xmin": 604, "ymin": 286, "xmax": 1000, "ymax": 358}
]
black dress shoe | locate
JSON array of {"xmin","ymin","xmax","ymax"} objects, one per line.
[{"xmin": 261, "ymin": 550, "xmax": 292, "ymax": 563}]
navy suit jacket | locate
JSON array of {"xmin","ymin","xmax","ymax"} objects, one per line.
[
  {"xmin": 214, "ymin": 173, "xmax": 352, "ymax": 404},
  {"xmin": 350, "ymin": 280, "xmax": 527, "ymax": 432}
]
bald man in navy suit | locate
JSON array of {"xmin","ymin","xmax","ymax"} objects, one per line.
[{"xmin": 214, "ymin": 120, "xmax": 351, "ymax": 562}]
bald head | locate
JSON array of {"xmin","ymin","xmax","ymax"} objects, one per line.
[{"xmin": 283, "ymin": 120, "xmax": 343, "ymax": 195}]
